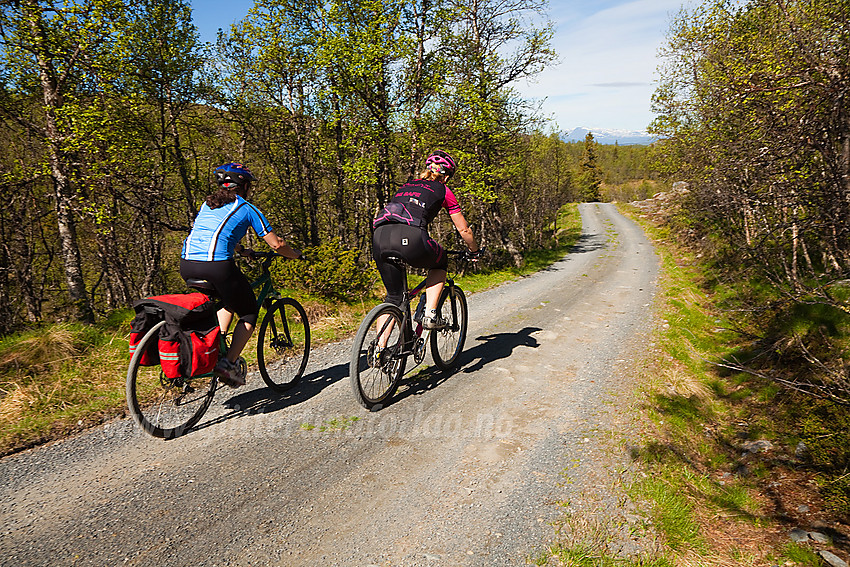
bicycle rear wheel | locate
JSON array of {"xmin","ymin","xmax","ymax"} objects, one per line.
[
  {"xmin": 350, "ymin": 303, "xmax": 407, "ymax": 410},
  {"xmin": 257, "ymin": 297, "xmax": 310, "ymax": 392},
  {"xmin": 430, "ymin": 285, "xmax": 468, "ymax": 370},
  {"xmin": 126, "ymin": 320, "xmax": 217, "ymax": 438}
]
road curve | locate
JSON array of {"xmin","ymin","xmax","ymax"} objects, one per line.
[{"xmin": 0, "ymin": 203, "xmax": 660, "ymax": 566}]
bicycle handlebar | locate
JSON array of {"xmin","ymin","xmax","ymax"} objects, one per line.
[
  {"xmin": 245, "ymin": 250, "xmax": 278, "ymax": 259},
  {"xmin": 447, "ymin": 248, "xmax": 485, "ymax": 262}
]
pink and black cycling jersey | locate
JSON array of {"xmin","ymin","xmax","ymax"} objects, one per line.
[{"xmin": 373, "ymin": 179, "xmax": 460, "ymax": 229}]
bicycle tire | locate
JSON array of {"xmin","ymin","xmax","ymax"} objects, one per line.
[
  {"xmin": 126, "ymin": 320, "xmax": 217, "ymax": 438},
  {"xmin": 350, "ymin": 303, "xmax": 407, "ymax": 410},
  {"xmin": 430, "ymin": 285, "xmax": 468, "ymax": 370},
  {"xmin": 257, "ymin": 297, "xmax": 311, "ymax": 392}
]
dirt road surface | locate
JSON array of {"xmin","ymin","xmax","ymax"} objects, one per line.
[{"xmin": 0, "ymin": 203, "xmax": 660, "ymax": 566}]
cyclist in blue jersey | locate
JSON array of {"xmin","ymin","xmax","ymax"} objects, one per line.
[
  {"xmin": 180, "ymin": 162, "xmax": 301, "ymax": 387},
  {"xmin": 372, "ymin": 150, "xmax": 480, "ymax": 330}
]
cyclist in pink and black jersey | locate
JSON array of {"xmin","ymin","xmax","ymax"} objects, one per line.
[
  {"xmin": 180, "ymin": 162, "xmax": 301, "ymax": 387},
  {"xmin": 372, "ymin": 150, "xmax": 480, "ymax": 329}
]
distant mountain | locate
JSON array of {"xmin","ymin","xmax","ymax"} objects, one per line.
[{"xmin": 563, "ymin": 127, "xmax": 657, "ymax": 146}]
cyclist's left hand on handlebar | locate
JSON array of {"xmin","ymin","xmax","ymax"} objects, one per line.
[{"xmin": 466, "ymin": 248, "xmax": 485, "ymax": 262}]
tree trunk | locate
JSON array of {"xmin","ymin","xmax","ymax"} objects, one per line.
[
  {"xmin": 489, "ymin": 202, "xmax": 523, "ymax": 267},
  {"xmin": 168, "ymin": 100, "xmax": 197, "ymax": 224},
  {"xmin": 24, "ymin": 0, "xmax": 94, "ymax": 323}
]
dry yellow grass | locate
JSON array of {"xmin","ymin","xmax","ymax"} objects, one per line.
[{"xmin": 0, "ymin": 324, "xmax": 79, "ymax": 376}]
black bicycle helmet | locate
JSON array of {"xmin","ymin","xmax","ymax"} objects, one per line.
[
  {"xmin": 214, "ymin": 162, "xmax": 257, "ymax": 189},
  {"xmin": 425, "ymin": 150, "xmax": 457, "ymax": 179}
]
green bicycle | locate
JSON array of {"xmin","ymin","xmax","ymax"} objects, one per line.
[{"xmin": 126, "ymin": 251, "xmax": 310, "ymax": 438}]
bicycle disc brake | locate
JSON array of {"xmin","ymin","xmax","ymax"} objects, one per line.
[{"xmin": 271, "ymin": 336, "xmax": 292, "ymax": 353}]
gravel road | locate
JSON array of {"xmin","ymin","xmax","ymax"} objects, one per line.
[{"xmin": 0, "ymin": 202, "xmax": 660, "ymax": 566}]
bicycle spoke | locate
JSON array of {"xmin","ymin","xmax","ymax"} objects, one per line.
[
  {"xmin": 126, "ymin": 320, "xmax": 216, "ymax": 439},
  {"xmin": 350, "ymin": 304, "xmax": 406, "ymax": 409},
  {"xmin": 258, "ymin": 298, "xmax": 310, "ymax": 392},
  {"xmin": 430, "ymin": 286, "xmax": 468, "ymax": 370}
]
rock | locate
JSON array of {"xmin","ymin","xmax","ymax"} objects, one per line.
[
  {"xmin": 818, "ymin": 550, "xmax": 848, "ymax": 567},
  {"xmin": 790, "ymin": 528, "xmax": 809, "ymax": 543},
  {"xmin": 796, "ymin": 441, "xmax": 808, "ymax": 457},
  {"xmin": 742, "ymin": 439, "xmax": 773, "ymax": 453}
]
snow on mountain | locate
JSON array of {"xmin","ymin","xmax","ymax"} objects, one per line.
[{"xmin": 563, "ymin": 127, "xmax": 657, "ymax": 146}]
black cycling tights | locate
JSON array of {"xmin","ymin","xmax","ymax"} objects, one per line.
[
  {"xmin": 372, "ymin": 224, "xmax": 446, "ymax": 305},
  {"xmin": 179, "ymin": 258, "xmax": 259, "ymax": 325}
]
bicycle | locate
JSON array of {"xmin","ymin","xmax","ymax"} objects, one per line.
[
  {"xmin": 349, "ymin": 251, "xmax": 470, "ymax": 410},
  {"xmin": 126, "ymin": 251, "xmax": 310, "ymax": 438}
]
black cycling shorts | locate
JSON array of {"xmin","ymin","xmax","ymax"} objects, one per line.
[
  {"xmin": 372, "ymin": 223, "xmax": 446, "ymax": 305},
  {"xmin": 179, "ymin": 258, "xmax": 259, "ymax": 325}
]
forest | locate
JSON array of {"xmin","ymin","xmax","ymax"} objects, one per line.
[
  {"xmin": 0, "ymin": 0, "xmax": 660, "ymax": 336},
  {"xmin": 3, "ymin": 0, "xmax": 850, "ymax": 539},
  {"xmin": 651, "ymin": 0, "xmax": 850, "ymax": 514},
  {"xmin": 652, "ymin": 0, "xmax": 850, "ymax": 404}
]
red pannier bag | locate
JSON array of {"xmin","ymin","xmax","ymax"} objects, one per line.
[
  {"xmin": 130, "ymin": 293, "xmax": 220, "ymax": 378},
  {"xmin": 128, "ymin": 304, "xmax": 163, "ymax": 366}
]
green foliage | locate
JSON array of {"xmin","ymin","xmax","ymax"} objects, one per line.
[
  {"xmin": 651, "ymin": 0, "xmax": 850, "ymax": 307},
  {"xmin": 578, "ymin": 132, "xmax": 602, "ymax": 202},
  {"xmin": 648, "ymin": 0, "xmax": 850, "ymax": 518},
  {"xmin": 800, "ymin": 399, "xmax": 850, "ymax": 515},
  {"xmin": 0, "ymin": 0, "xmax": 660, "ymax": 338},
  {"xmin": 275, "ymin": 239, "xmax": 377, "ymax": 301},
  {"xmin": 637, "ymin": 474, "xmax": 705, "ymax": 552},
  {"xmin": 778, "ymin": 542, "xmax": 824, "ymax": 566}
]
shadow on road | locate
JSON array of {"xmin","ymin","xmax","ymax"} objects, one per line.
[
  {"xmin": 536, "ymin": 234, "xmax": 607, "ymax": 273},
  {"xmin": 394, "ymin": 326, "xmax": 542, "ymax": 403},
  {"xmin": 188, "ymin": 326, "xmax": 547, "ymax": 433},
  {"xmin": 570, "ymin": 233, "xmax": 607, "ymax": 255},
  {"xmin": 460, "ymin": 327, "xmax": 541, "ymax": 373},
  {"xmin": 189, "ymin": 360, "xmax": 349, "ymax": 434}
]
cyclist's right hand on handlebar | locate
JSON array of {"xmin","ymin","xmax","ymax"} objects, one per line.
[{"xmin": 465, "ymin": 248, "xmax": 485, "ymax": 262}]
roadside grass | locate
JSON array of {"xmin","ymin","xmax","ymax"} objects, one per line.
[
  {"xmin": 0, "ymin": 204, "xmax": 583, "ymax": 457},
  {"xmin": 537, "ymin": 204, "xmax": 847, "ymax": 566}
]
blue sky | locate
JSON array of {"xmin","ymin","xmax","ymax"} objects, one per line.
[{"xmin": 190, "ymin": 0, "xmax": 692, "ymax": 133}]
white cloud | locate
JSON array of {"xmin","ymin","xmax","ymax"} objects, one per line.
[
  {"xmin": 516, "ymin": 0, "xmax": 694, "ymax": 132},
  {"xmin": 191, "ymin": 0, "xmax": 693, "ymax": 132}
]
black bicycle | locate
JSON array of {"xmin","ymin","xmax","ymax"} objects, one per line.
[
  {"xmin": 349, "ymin": 251, "xmax": 470, "ymax": 410},
  {"xmin": 126, "ymin": 251, "xmax": 310, "ymax": 438}
]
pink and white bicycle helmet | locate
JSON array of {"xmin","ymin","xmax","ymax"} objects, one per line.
[{"xmin": 425, "ymin": 150, "xmax": 457, "ymax": 179}]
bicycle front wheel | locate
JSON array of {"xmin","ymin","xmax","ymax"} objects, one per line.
[
  {"xmin": 126, "ymin": 320, "xmax": 217, "ymax": 439},
  {"xmin": 430, "ymin": 285, "xmax": 468, "ymax": 370},
  {"xmin": 258, "ymin": 297, "xmax": 310, "ymax": 392},
  {"xmin": 350, "ymin": 303, "xmax": 407, "ymax": 410}
]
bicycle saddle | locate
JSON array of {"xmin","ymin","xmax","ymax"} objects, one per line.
[
  {"xmin": 385, "ymin": 255, "xmax": 407, "ymax": 267},
  {"xmin": 184, "ymin": 278, "xmax": 218, "ymax": 296}
]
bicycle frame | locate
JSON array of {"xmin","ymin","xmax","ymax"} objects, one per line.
[
  {"xmin": 378, "ymin": 254, "xmax": 464, "ymax": 363},
  {"xmin": 349, "ymin": 250, "xmax": 469, "ymax": 409},
  {"xmin": 249, "ymin": 254, "xmax": 283, "ymax": 310}
]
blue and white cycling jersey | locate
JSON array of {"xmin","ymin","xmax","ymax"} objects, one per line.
[{"xmin": 181, "ymin": 195, "xmax": 273, "ymax": 261}]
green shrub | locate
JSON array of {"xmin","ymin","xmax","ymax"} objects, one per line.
[
  {"xmin": 275, "ymin": 239, "xmax": 376, "ymax": 301},
  {"xmin": 800, "ymin": 398, "xmax": 850, "ymax": 516}
]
